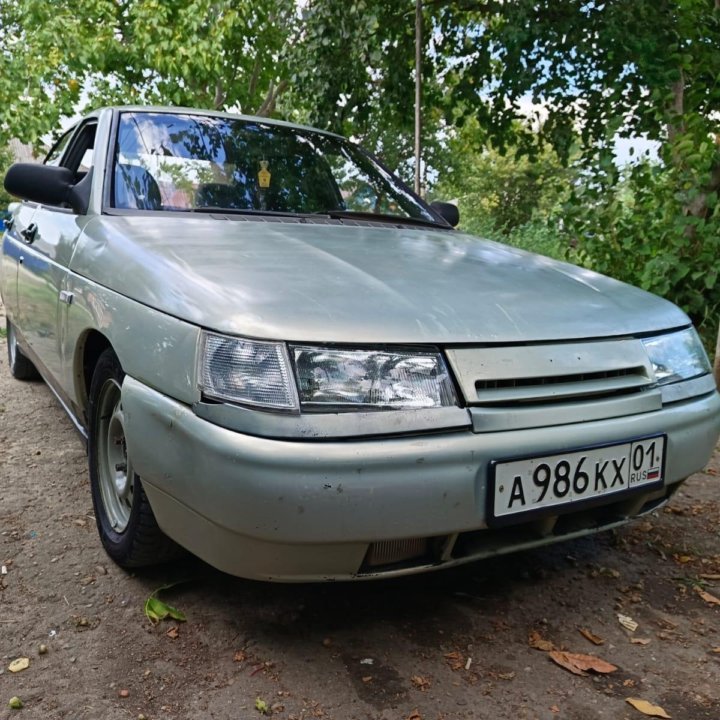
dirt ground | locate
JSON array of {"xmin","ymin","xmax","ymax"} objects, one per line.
[{"xmin": 1, "ymin": 303, "xmax": 719, "ymax": 720}]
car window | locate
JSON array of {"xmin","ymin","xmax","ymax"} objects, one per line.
[
  {"xmin": 112, "ymin": 112, "xmax": 438, "ymax": 223},
  {"xmin": 44, "ymin": 128, "xmax": 74, "ymax": 167},
  {"xmin": 62, "ymin": 122, "xmax": 97, "ymax": 178}
]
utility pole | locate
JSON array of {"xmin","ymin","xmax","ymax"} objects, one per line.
[{"xmin": 414, "ymin": 0, "xmax": 422, "ymax": 196}]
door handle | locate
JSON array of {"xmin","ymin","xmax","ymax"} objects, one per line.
[{"xmin": 21, "ymin": 223, "xmax": 38, "ymax": 244}]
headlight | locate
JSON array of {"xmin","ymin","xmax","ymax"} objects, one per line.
[
  {"xmin": 200, "ymin": 333, "xmax": 298, "ymax": 409},
  {"xmin": 642, "ymin": 328, "xmax": 711, "ymax": 385},
  {"xmin": 291, "ymin": 346, "xmax": 458, "ymax": 410}
]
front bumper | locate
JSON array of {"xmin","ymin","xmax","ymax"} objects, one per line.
[{"xmin": 122, "ymin": 376, "xmax": 720, "ymax": 581}]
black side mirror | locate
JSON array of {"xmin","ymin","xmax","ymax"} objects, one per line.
[
  {"xmin": 430, "ymin": 201, "xmax": 460, "ymax": 227},
  {"xmin": 3, "ymin": 163, "xmax": 89, "ymax": 214}
]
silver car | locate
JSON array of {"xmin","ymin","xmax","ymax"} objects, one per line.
[{"xmin": 2, "ymin": 107, "xmax": 719, "ymax": 581}]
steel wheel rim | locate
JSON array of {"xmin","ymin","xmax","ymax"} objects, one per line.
[{"xmin": 96, "ymin": 378, "xmax": 134, "ymax": 532}]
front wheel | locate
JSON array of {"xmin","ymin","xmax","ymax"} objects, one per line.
[
  {"xmin": 6, "ymin": 319, "xmax": 40, "ymax": 380},
  {"xmin": 88, "ymin": 349, "xmax": 181, "ymax": 567}
]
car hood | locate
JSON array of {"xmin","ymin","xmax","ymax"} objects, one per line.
[{"xmin": 73, "ymin": 216, "xmax": 689, "ymax": 344}]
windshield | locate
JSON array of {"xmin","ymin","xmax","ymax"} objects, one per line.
[{"xmin": 112, "ymin": 111, "xmax": 439, "ymax": 223}]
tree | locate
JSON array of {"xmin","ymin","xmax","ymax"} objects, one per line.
[{"xmin": 0, "ymin": 0, "xmax": 296, "ymax": 147}]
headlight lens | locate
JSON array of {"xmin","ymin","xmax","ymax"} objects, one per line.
[
  {"xmin": 642, "ymin": 328, "xmax": 711, "ymax": 385},
  {"xmin": 200, "ymin": 333, "xmax": 297, "ymax": 409},
  {"xmin": 292, "ymin": 346, "xmax": 458, "ymax": 409}
]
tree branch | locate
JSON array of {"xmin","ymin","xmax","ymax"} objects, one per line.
[{"xmin": 255, "ymin": 79, "xmax": 289, "ymax": 116}]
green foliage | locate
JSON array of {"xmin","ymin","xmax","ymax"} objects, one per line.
[
  {"xmin": 433, "ymin": 119, "xmax": 570, "ymax": 235},
  {"xmin": 563, "ymin": 158, "xmax": 720, "ymax": 350},
  {"xmin": 0, "ymin": 144, "xmax": 13, "ymax": 210},
  {"xmin": 0, "ymin": 0, "xmax": 295, "ymax": 147}
]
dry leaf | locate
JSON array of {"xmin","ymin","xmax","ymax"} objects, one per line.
[
  {"xmin": 578, "ymin": 628, "xmax": 605, "ymax": 645},
  {"xmin": 362, "ymin": 676, "xmax": 373, "ymax": 683},
  {"xmin": 444, "ymin": 651, "xmax": 464, "ymax": 671},
  {"xmin": 631, "ymin": 638, "xmax": 651, "ymax": 645},
  {"xmin": 411, "ymin": 675, "xmax": 431, "ymax": 691},
  {"xmin": 8, "ymin": 658, "xmax": 30, "ymax": 673},
  {"xmin": 166, "ymin": 626, "xmax": 179, "ymax": 639},
  {"xmin": 626, "ymin": 697, "xmax": 671, "ymax": 718},
  {"xmin": 712, "ymin": 647, "xmax": 720, "ymax": 653},
  {"xmin": 233, "ymin": 650, "xmax": 247, "ymax": 663},
  {"xmin": 407, "ymin": 711, "xmax": 422, "ymax": 720},
  {"xmin": 624, "ymin": 679, "xmax": 637, "ymax": 688},
  {"xmin": 673, "ymin": 554, "xmax": 693, "ymax": 564},
  {"xmin": 550, "ymin": 706, "xmax": 560, "ymax": 714},
  {"xmin": 496, "ymin": 671, "xmax": 516, "ymax": 680},
  {"xmin": 695, "ymin": 588, "xmax": 720, "ymax": 606},
  {"xmin": 700, "ymin": 573, "xmax": 720, "ymax": 580},
  {"xmin": 529, "ymin": 630, "xmax": 555, "ymax": 651},
  {"xmin": 618, "ymin": 613, "xmax": 639, "ymax": 632},
  {"xmin": 549, "ymin": 651, "xmax": 617, "ymax": 676}
]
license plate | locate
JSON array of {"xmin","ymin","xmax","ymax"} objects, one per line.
[{"xmin": 490, "ymin": 435, "xmax": 665, "ymax": 522}]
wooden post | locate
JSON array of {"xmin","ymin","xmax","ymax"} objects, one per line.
[{"xmin": 414, "ymin": 0, "xmax": 422, "ymax": 196}]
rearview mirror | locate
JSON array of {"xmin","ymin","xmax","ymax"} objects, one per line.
[
  {"xmin": 4, "ymin": 163, "xmax": 75, "ymax": 209},
  {"xmin": 430, "ymin": 201, "xmax": 460, "ymax": 228}
]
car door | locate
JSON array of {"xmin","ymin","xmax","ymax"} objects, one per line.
[
  {"xmin": 1, "ymin": 202, "xmax": 37, "ymax": 322},
  {"xmin": 15, "ymin": 121, "xmax": 96, "ymax": 388}
]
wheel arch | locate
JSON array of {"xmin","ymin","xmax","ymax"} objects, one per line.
[{"xmin": 75, "ymin": 329, "xmax": 113, "ymax": 421}]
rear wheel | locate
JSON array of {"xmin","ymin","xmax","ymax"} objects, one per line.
[
  {"xmin": 88, "ymin": 348, "xmax": 181, "ymax": 567},
  {"xmin": 6, "ymin": 319, "xmax": 40, "ymax": 380}
]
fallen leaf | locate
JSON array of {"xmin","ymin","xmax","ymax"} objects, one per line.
[
  {"xmin": 496, "ymin": 671, "xmax": 516, "ymax": 680},
  {"xmin": 695, "ymin": 588, "xmax": 720, "ymax": 606},
  {"xmin": 578, "ymin": 628, "xmax": 605, "ymax": 645},
  {"xmin": 362, "ymin": 676, "xmax": 373, "ymax": 683},
  {"xmin": 144, "ymin": 595, "xmax": 186, "ymax": 624},
  {"xmin": 712, "ymin": 647, "xmax": 720, "ymax": 653},
  {"xmin": 673, "ymin": 554, "xmax": 693, "ymax": 564},
  {"xmin": 631, "ymin": 638, "xmax": 651, "ymax": 645},
  {"xmin": 411, "ymin": 675, "xmax": 431, "ymax": 691},
  {"xmin": 444, "ymin": 651, "xmax": 464, "ymax": 671},
  {"xmin": 166, "ymin": 626, "xmax": 179, "ymax": 639},
  {"xmin": 407, "ymin": 711, "xmax": 422, "ymax": 720},
  {"xmin": 618, "ymin": 613, "xmax": 639, "ymax": 632},
  {"xmin": 626, "ymin": 697, "xmax": 671, "ymax": 718},
  {"xmin": 700, "ymin": 573, "xmax": 720, "ymax": 580},
  {"xmin": 550, "ymin": 706, "xmax": 560, "ymax": 714},
  {"xmin": 8, "ymin": 658, "xmax": 30, "ymax": 673},
  {"xmin": 529, "ymin": 630, "xmax": 555, "ymax": 651},
  {"xmin": 624, "ymin": 679, "xmax": 637, "ymax": 688},
  {"xmin": 233, "ymin": 650, "xmax": 247, "ymax": 662},
  {"xmin": 255, "ymin": 697, "xmax": 270, "ymax": 715},
  {"xmin": 548, "ymin": 651, "xmax": 617, "ymax": 676},
  {"xmin": 143, "ymin": 582, "xmax": 188, "ymax": 625}
]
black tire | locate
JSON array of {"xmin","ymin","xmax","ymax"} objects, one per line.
[
  {"xmin": 6, "ymin": 319, "xmax": 40, "ymax": 380},
  {"xmin": 88, "ymin": 348, "xmax": 182, "ymax": 567}
]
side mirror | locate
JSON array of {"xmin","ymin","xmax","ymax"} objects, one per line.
[
  {"xmin": 430, "ymin": 200, "xmax": 459, "ymax": 228},
  {"xmin": 3, "ymin": 163, "xmax": 87, "ymax": 213}
]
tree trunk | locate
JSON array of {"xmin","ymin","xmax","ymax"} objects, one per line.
[{"xmin": 714, "ymin": 320, "xmax": 720, "ymax": 390}]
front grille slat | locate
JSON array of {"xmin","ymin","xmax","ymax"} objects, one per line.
[
  {"xmin": 445, "ymin": 340, "xmax": 654, "ymax": 409},
  {"xmin": 475, "ymin": 366, "xmax": 650, "ymax": 405}
]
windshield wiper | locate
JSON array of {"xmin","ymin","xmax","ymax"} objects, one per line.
[{"xmin": 315, "ymin": 209, "xmax": 448, "ymax": 228}]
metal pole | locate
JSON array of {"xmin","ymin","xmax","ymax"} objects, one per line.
[
  {"xmin": 714, "ymin": 321, "xmax": 720, "ymax": 390},
  {"xmin": 414, "ymin": 0, "xmax": 422, "ymax": 196}
]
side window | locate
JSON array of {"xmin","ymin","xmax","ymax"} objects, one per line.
[
  {"xmin": 62, "ymin": 122, "xmax": 97, "ymax": 180},
  {"xmin": 44, "ymin": 128, "xmax": 74, "ymax": 167}
]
